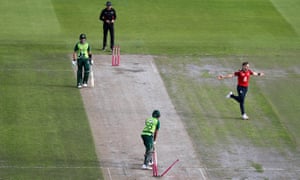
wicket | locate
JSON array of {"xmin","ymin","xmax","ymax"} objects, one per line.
[
  {"xmin": 152, "ymin": 149, "xmax": 158, "ymax": 177},
  {"xmin": 152, "ymin": 147, "xmax": 179, "ymax": 177},
  {"xmin": 112, "ymin": 45, "xmax": 120, "ymax": 66}
]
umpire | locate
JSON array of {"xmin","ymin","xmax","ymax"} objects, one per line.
[{"xmin": 99, "ymin": 1, "xmax": 117, "ymax": 51}]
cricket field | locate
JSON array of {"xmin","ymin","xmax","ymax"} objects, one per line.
[{"xmin": 0, "ymin": 0, "xmax": 299, "ymax": 179}]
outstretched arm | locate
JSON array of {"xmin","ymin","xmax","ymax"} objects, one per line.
[
  {"xmin": 252, "ymin": 71, "xmax": 265, "ymax": 76},
  {"xmin": 217, "ymin": 73, "xmax": 234, "ymax": 80}
]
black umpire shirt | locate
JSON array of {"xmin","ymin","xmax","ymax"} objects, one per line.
[{"xmin": 100, "ymin": 8, "xmax": 117, "ymax": 23}]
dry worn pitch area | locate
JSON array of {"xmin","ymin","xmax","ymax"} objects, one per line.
[{"xmin": 80, "ymin": 55, "xmax": 208, "ymax": 180}]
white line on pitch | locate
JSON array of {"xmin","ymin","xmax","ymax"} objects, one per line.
[
  {"xmin": 107, "ymin": 167, "xmax": 112, "ymax": 180},
  {"xmin": 199, "ymin": 168, "xmax": 207, "ymax": 180},
  {"xmin": 150, "ymin": 60, "xmax": 158, "ymax": 74}
]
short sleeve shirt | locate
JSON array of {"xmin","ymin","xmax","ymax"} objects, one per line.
[
  {"xmin": 156, "ymin": 120, "xmax": 160, "ymax": 131},
  {"xmin": 141, "ymin": 117, "xmax": 160, "ymax": 136},
  {"xmin": 234, "ymin": 69, "xmax": 253, "ymax": 87}
]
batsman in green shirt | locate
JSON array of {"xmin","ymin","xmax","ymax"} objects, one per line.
[
  {"xmin": 141, "ymin": 110, "xmax": 160, "ymax": 170},
  {"xmin": 72, "ymin": 33, "xmax": 93, "ymax": 88}
]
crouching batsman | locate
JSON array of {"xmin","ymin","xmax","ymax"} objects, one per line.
[{"xmin": 141, "ymin": 110, "xmax": 160, "ymax": 170}]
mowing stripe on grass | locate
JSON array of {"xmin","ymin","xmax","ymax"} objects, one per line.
[
  {"xmin": 270, "ymin": 0, "xmax": 300, "ymax": 35},
  {"xmin": 0, "ymin": 0, "xmax": 102, "ymax": 179},
  {"xmin": 1, "ymin": 0, "xmax": 61, "ymax": 40}
]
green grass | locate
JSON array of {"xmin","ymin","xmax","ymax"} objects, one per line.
[
  {"xmin": 251, "ymin": 161, "xmax": 264, "ymax": 173},
  {"xmin": 114, "ymin": 0, "xmax": 300, "ymax": 55},
  {"xmin": 0, "ymin": 0, "xmax": 102, "ymax": 179}
]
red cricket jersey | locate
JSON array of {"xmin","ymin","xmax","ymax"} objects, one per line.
[{"xmin": 234, "ymin": 69, "xmax": 253, "ymax": 87}]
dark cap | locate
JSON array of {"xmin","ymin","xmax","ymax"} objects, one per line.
[
  {"xmin": 152, "ymin": 110, "xmax": 160, "ymax": 118},
  {"xmin": 79, "ymin": 33, "xmax": 86, "ymax": 40},
  {"xmin": 106, "ymin": 1, "xmax": 112, "ymax": 6}
]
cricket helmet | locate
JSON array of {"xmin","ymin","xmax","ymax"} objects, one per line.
[
  {"xmin": 79, "ymin": 33, "xmax": 87, "ymax": 40},
  {"xmin": 152, "ymin": 110, "xmax": 160, "ymax": 118}
]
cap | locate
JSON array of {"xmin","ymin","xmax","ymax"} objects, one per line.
[
  {"xmin": 79, "ymin": 33, "xmax": 87, "ymax": 40},
  {"xmin": 106, "ymin": 1, "xmax": 112, "ymax": 6}
]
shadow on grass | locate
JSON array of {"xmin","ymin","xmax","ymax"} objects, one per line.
[
  {"xmin": 44, "ymin": 84, "xmax": 76, "ymax": 89},
  {"xmin": 204, "ymin": 114, "xmax": 243, "ymax": 121}
]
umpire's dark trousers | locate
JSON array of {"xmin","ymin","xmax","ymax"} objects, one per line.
[
  {"xmin": 230, "ymin": 85, "xmax": 248, "ymax": 115},
  {"xmin": 103, "ymin": 23, "xmax": 114, "ymax": 50}
]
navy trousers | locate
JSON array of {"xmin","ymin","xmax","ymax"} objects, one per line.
[{"xmin": 230, "ymin": 86, "xmax": 248, "ymax": 115}]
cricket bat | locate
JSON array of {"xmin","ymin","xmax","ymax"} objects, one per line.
[
  {"xmin": 153, "ymin": 147, "xmax": 158, "ymax": 176},
  {"xmin": 90, "ymin": 65, "xmax": 94, "ymax": 87}
]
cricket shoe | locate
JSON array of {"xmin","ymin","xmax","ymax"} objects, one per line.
[
  {"xmin": 226, "ymin": 91, "xmax": 233, "ymax": 98},
  {"xmin": 141, "ymin": 164, "xmax": 152, "ymax": 170},
  {"xmin": 148, "ymin": 161, "xmax": 153, "ymax": 166},
  {"xmin": 77, "ymin": 84, "xmax": 82, "ymax": 89},
  {"xmin": 83, "ymin": 83, "xmax": 88, "ymax": 88},
  {"xmin": 242, "ymin": 114, "xmax": 249, "ymax": 120}
]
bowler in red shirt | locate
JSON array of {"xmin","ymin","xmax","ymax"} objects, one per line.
[{"xmin": 218, "ymin": 62, "xmax": 264, "ymax": 120}]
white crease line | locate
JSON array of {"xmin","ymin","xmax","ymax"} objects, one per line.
[
  {"xmin": 107, "ymin": 167, "xmax": 112, "ymax": 180},
  {"xmin": 199, "ymin": 168, "xmax": 207, "ymax": 180},
  {"xmin": 150, "ymin": 60, "xmax": 158, "ymax": 74},
  {"xmin": 1, "ymin": 166, "xmax": 299, "ymax": 172}
]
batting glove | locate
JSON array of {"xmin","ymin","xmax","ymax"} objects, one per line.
[
  {"xmin": 72, "ymin": 60, "xmax": 77, "ymax": 66},
  {"xmin": 89, "ymin": 59, "xmax": 94, "ymax": 65},
  {"xmin": 153, "ymin": 141, "xmax": 156, "ymax": 145}
]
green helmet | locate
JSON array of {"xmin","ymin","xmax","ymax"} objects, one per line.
[
  {"xmin": 152, "ymin": 110, "xmax": 160, "ymax": 118},
  {"xmin": 79, "ymin": 33, "xmax": 87, "ymax": 40}
]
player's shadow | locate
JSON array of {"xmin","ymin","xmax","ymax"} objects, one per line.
[
  {"xmin": 44, "ymin": 84, "xmax": 76, "ymax": 89},
  {"xmin": 204, "ymin": 114, "xmax": 242, "ymax": 121}
]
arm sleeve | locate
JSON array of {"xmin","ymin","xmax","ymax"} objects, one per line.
[
  {"xmin": 74, "ymin": 43, "xmax": 78, "ymax": 52},
  {"xmin": 234, "ymin": 71, "xmax": 239, "ymax": 76},
  {"xmin": 249, "ymin": 70, "xmax": 254, "ymax": 75},
  {"xmin": 113, "ymin": 9, "xmax": 117, "ymax": 20},
  {"xmin": 87, "ymin": 45, "xmax": 91, "ymax": 52},
  {"xmin": 156, "ymin": 120, "xmax": 160, "ymax": 130},
  {"xmin": 99, "ymin": 10, "xmax": 105, "ymax": 21}
]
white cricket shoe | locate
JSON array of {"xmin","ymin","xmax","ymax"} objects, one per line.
[
  {"xmin": 77, "ymin": 84, "xmax": 82, "ymax": 89},
  {"xmin": 83, "ymin": 83, "xmax": 88, "ymax": 87},
  {"xmin": 141, "ymin": 164, "xmax": 152, "ymax": 170},
  {"xmin": 226, "ymin": 91, "xmax": 233, "ymax": 98},
  {"xmin": 242, "ymin": 114, "xmax": 249, "ymax": 120}
]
